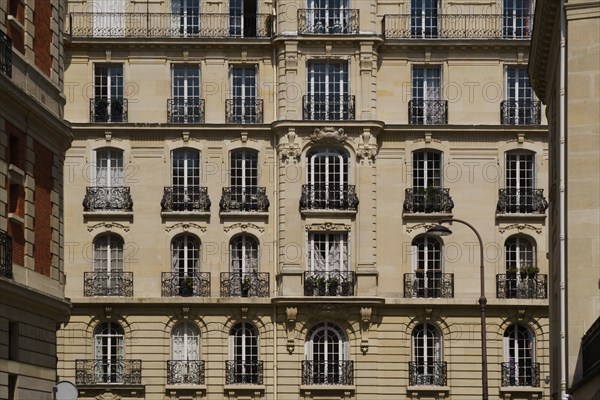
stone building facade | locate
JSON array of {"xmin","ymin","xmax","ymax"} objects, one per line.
[
  {"xmin": 529, "ymin": 1, "xmax": 600, "ymax": 399},
  {"xmin": 0, "ymin": 0, "xmax": 72, "ymax": 399},
  {"xmin": 57, "ymin": 0, "xmax": 550, "ymax": 399}
]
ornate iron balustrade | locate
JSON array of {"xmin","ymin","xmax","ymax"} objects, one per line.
[
  {"xmin": 403, "ymin": 187, "xmax": 454, "ymax": 214},
  {"xmin": 408, "ymin": 361, "xmax": 447, "ymax": 386},
  {"xmin": 220, "ymin": 272, "xmax": 270, "ymax": 297},
  {"xmin": 167, "ymin": 98, "xmax": 205, "ymax": 123},
  {"xmin": 219, "ymin": 187, "xmax": 269, "ymax": 212},
  {"xmin": 167, "ymin": 360, "xmax": 205, "ymax": 385},
  {"xmin": 496, "ymin": 274, "xmax": 547, "ymax": 299},
  {"xmin": 83, "ymin": 272, "xmax": 133, "ymax": 297},
  {"xmin": 496, "ymin": 188, "xmax": 548, "ymax": 214},
  {"xmin": 0, "ymin": 231, "xmax": 13, "ymax": 279},
  {"xmin": 383, "ymin": 14, "xmax": 532, "ymax": 39},
  {"xmin": 404, "ymin": 272, "xmax": 454, "ymax": 298},
  {"xmin": 300, "ymin": 184, "xmax": 359, "ymax": 211},
  {"xmin": 225, "ymin": 360, "xmax": 263, "ymax": 384},
  {"xmin": 90, "ymin": 97, "xmax": 128, "ymax": 123},
  {"xmin": 501, "ymin": 100, "xmax": 542, "ymax": 125},
  {"xmin": 0, "ymin": 30, "xmax": 12, "ymax": 78},
  {"xmin": 501, "ymin": 362, "xmax": 540, "ymax": 387},
  {"xmin": 298, "ymin": 9, "xmax": 359, "ymax": 34},
  {"xmin": 409, "ymin": 100, "xmax": 448, "ymax": 124},
  {"xmin": 302, "ymin": 360, "xmax": 354, "ymax": 385},
  {"xmin": 225, "ymin": 98, "xmax": 264, "ymax": 123},
  {"xmin": 75, "ymin": 359, "xmax": 142, "ymax": 385},
  {"xmin": 83, "ymin": 187, "xmax": 133, "ymax": 212},
  {"xmin": 69, "ymin": 13, "xmax": 272, "ymax": 38},
  {"xmin": 304, "ymin": 271, "xmax": 355, "ymax": 296},
  {"xmin": 303, "ymin": 95, "xmax": 355, "ymax": 121},
  {"xmin": 162, "ymin": 272, "xmax": 211, "ymax": 297},
  {"xmin": 161, "ymin": 186, "xmax": 210, "ymax": 212}
]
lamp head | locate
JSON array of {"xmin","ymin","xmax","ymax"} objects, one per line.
[{"xmin": 427, "ymin": 225, "xmax": 453, "ymax": 237}]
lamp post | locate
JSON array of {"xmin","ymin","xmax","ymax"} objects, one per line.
[{"xmin": 427, "ymin": 218, "xmax": 488, "ymax": 400}]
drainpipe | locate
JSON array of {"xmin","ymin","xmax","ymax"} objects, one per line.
[{"xmin": 559, "ymin": 0, "xmax": 568, "ymax": 399}]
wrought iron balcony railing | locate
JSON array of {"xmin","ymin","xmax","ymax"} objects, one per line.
[
  {"xmin": 225, "ymin": 360, "xmax": 263, "ymax": 384},
  {"xmin": 409, "ymin": 99, "xmax": 448, "ymax": 124},
  {"xmin": 501, "ymin": 362, "xmax": 540, "ymax": 387},
  {"xmin": 501, "ymin": 100, "xmax": 542, "ymax": 125},
  {"xmin": 302, "ymin": 360, "xmax": 354, "ymax": 385},
  {"xmin": 83, "ymin": 272, "xmax": 133, "ymax": 297},
  {"xmin": 496, "ymin": 274, "xmax": 547, "ymax": 299},
  {"xmin": 300, "ymin": 184, "xmax": 359, "ymax": 211},
  {"xmin": 225, "ymin": 98, "xmax": 264, "ymax": 123},
  {"xmin": 403, "ymin": 187, "xmax": 454, "ymax": 214},
  {"xmin": 298, "ymin": 9, "xmax": 359, "ymax": 34},
  {"xmin": 303, "ymin": 95, "xmax": 355, "ymax": 121},
  {"xmin": 90, "ymin": 97, "xmax": 128, "ymax": 123},
  {"xmin": 0, "ymin": 231, "xmax": 13, "ymax": 279},
  {"xmin": 496, "ymin": 188, "xmax": 548, "ymax": 214},
  {"xmin": 83, "ymin": 187, "xmax": 133, "ymax": 212},
  {"xmin": 0, "ymin": 30, "xmax": 12, "ymax": 78},
  {"xmin": 408, "ymin": 361, "xmax": 447, "ymax": 386},
  {"xmin": 404, "ymin": 272, "xmax": 454, "ymax": 298},
  {"xmin": 304, "ymin": 271, "xmax": 355, "ymax": 296},
  {"xmin": 69, "ymin": 13, "xmax": 272, "ymax": 38},
  {"xmin": 221, "ymin": 272, "xmax": 270, "ymax": 297},
  {"xmin": 167, "ymin": 360, "xmax": 205, "ymax": 385},
  {"xmin": 75, "ymin": 359, "xmax": 142, "ymax": 385},
  {"xmin": 161, "ymin": 186, "xmax": 210, "ymax": 212},
  {"xmin": 162, "ymin": 272, "xmax": 211, "ymax": 297},
  {"xmin": 383, "ymin": 14, "xmax": 532, "ymax": 39},
  {"xmin": 167, "ymin": 98, "xmax": 205, "ymax": 123},
  {"xmin": 219, "ymin": 187, "xmax": 269, "ymax": 212}
]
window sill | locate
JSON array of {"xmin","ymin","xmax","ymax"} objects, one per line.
[
  {"xmin": 165, "ymin": 384, "xmax": 207, "ymax": 392},
  {"xmin": 219, "ymin": 211, "xmax": 269, "ymax": 218},
  {"xmin": 301, "ymin": 209, "xmax": 357, "ymax": 218},
  {"xmin": 8, "ymin": 164, "xmax": 25, "ymax": 184},
  {"xmin": 8, "ymin": 15, "xmax": 24, "ymax": 31},
  {"xmin": 83, "ymin": 211, "xmax": 134, "ymax": 221},
  {"xmin": 407, "ymin": 385, "xmax": 450, "ymax": 399},
  {"xmin": 496, "ymin": 213, "xmax": 546, "ymax": 220},
  {"xmin": 161, "ymin": 211, "xmax": 210, "ymax": 219},
  {"xmin": 300, "ymin": 384, "xmax": 355, "ymax": 391},
  {"xmin": 500, "ymin": 386, "xmax": 543, "ymax": 396},
  {"xmin": 403, "ymin": 212, "xmax": 453, "ymax": 220},
  {"xmin": 8, "ymin": 213, "xmax": 24, "ymax": 225}
]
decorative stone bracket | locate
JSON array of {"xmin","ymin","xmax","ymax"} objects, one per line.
[
  {"xmin": 278, "ymin": 128, "xmax": 301, "ymax": 164},
  {"xmin": 360, "ymin": 307, "xmax": 372, "ymax": 354},
  {"xmin": 356, "ymin": 128, "xmax": 379, "ymax": 164},
  {"xmin": 285, "ymin": 307, "xmax": 298, "ymax": 354}
]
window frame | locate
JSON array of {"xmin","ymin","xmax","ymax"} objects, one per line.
[{"xmin": 306, "ymin": 61, "xmax": 350, "ymax": 120}]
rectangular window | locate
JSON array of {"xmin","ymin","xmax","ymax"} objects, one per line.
[
  {"xmin": 306, "ymin": 0, "xmax": 350, "ymax": 34},
  {"xmin": 95, "ymin": 149, "xmax": 124, "ymax": 187},
  {"xmin": 306, "ymin": 61, "xmax": 350, "ymax": 120},
  {"xmin": 8, "ymin": 374, "xmax": 17, "ymax": 400},
  {"xmin": 307, "ymin": 233, "xmax": 348, "ymax": 273},
  {"xmin": 411, "ymin": 67, "xmax": 445, "ymax": 124},
  {"xmin": 229, "ymin": 66, "xmax": 259, "ymax": 123},
  {"xmin": 171, "ymin": 65, "xmax": 201, "ymax": 123},
  {"xmin": 411, "ymin": 0, "xmax": 439, "ymax": 38},
  {"xmin": 93, "ymin": 0, "xmax": 125, "ymax": 37},
  {"xmin": 93, "ymin": 64, "xmax": 125, "ymax": 122},
  {"xmin": 503, "ymin": 0, "xmax": 533, "ymax": 38},
  {"xmin": 8, "ymin": 321, "xmax": 18, "ymax": 361},
  {"xmin": 413, "ymin": 151, "xmax": 441, "ymax": 189},
  {"xmin": 504, "ymin": 68, "xmax": 537, "ymax": 125},
  {"xmin": 172, "ymin": 0, "xmax": 200, "ymax": 36}
]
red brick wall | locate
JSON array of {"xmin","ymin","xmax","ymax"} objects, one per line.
[
  {"xmin": 33, "ymin": 0, "xmax": 52, "ymax": 76},
  {"xmin": 33, "ymin": 140, "xmax": 53, "ymax": 277},
  {"xmin": 5, "ymin": 122, "xmax": 26, "ymax": 267},
  {"xmin": 6, "ymin": 0, "xmax": 25, "ymax": 54}
]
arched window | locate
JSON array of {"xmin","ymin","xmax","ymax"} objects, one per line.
[
  {"xmin": 411, "ymin": 0, "xmax": 439, "ymax": 38},
  {"xmin": 229, "ymin": 235, "xmax": 261, "ymax": 297},
  {"xmin": 90, "ymin": 234, "xmax": 127, "ymax": 296},
  {"xmin": 411, "ymin": 323, "xmax": 444, "ymax": 386},
  {"xmin": 86, "ymin": 148, "xmax": 131, "ymax": 212},
  {"xmin": 504, "ymin": 236, "xmax": 539, "ymax": 298},
  {"xmin": 412, "ymin": 151, "xmax": 441, "ymax": 189},
  {"xmin": 304, "ymin": 322, "xmax": 350, "ymax": 385},
  {"xmin": 94, "ymin": 148, "xmax": 124, "ymax": 187},
  {"xmin": 503, "ymin": 324, "xmax": 536, "ymax": 386},
  {"xmin": 306, "ymin": 149, "xmax": 350, "ymax": 209},
  {"xmin": 170, "ymin": 235, "xmax": 200, "ymax": 296},
  {"xmin": 94, "ymin": 322, "xmax": 125, "ymax": 383},
  {"xmin": 228, "ymin": 322, "xmax": 260, "ymax": 384},
  {"xmin": 409, "ymin": 236, "xmax": 444, "ymax": 298},
  {"xmin": 169, "ymin": 322, "xmax": 202, "ymax": 384}
]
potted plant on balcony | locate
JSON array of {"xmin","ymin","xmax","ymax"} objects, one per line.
[
  {"xmin": 94, "ymin": 97, "xmax": 109, "ymax": 121},
  {"xmin": 507, "ymin": 265, "xmax": 518, "ymax": 277},
  {"xmin": 327, "ymin": 276, "xmax": 340, "ymax": 296},
  {"xmin": 241, "ymin": 275, "xmax": 253, "ymax": 297},
  {"xmin": 180, "ymin": 276, "xmax": 194, "ymax": 297},
  {"xmin": 519, "ymin": 264, "xmax": 539, "ymax": 279}
]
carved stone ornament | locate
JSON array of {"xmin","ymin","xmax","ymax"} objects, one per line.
[
  {"xmin": 360, "ymin": 307, "xmax": 373, "ymax": 354},
  {"xmin": 87, "ymin": 222, "xmax": 130, "ymax": 233},
  {"xmin": 356, "ymin": 129, "xmax": 379, "ymax": 164},
  {"xmin": 224, "ymin": 222, "xmax": 265, "ymax": 233},
  {"xmin": 405, "ymin": 223, "xmax": 436, "ymax": 234},
  {"xmin": 285, "ymin": 307, "xmax": 298, "ymax": 354},
  {"xmin": 96, "ymin": 394, "xmax": 122, "ymax": 400},
  {"xmin": 309, "ymin": 127, "xmax": 348, "ymax": 144},
  {"xmin": 499, "ymin": 223, "xmax": 542, "ymax": 235},
  {"xmin": 165, "ymin": 222, "xmax": 207, "ymax": 233},
  {"xmin": 305, "ymin": 222, "xmax": 352, "ymax": 232},
  {"xmin": 279, "ymin": 143, "xmax": 301, "ymax": 164}
]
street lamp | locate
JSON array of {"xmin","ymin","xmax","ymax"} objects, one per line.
[{"xmin": 427, "ymin": 218, "xmax": 488, "ymax": 400}]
